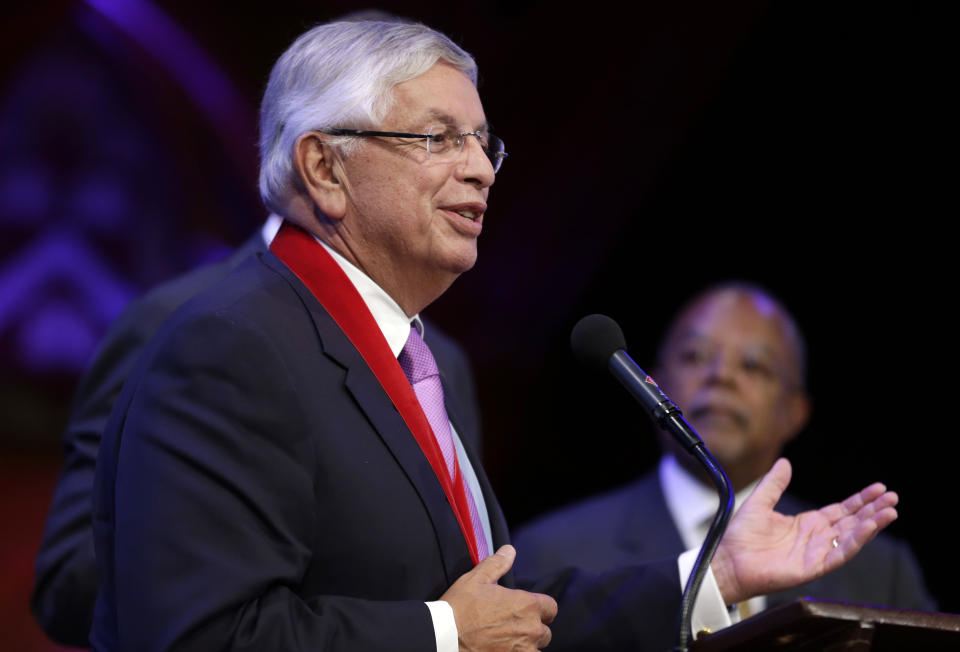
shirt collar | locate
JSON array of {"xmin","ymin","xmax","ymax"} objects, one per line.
[
  {"xmin": 659, "ymin": 454, "xmax": 759, "ymax": 549},
  {"xmin": 313, "ymin": 237, "xmax": 421, "ymax": 357},
  {"xmin": 261, "ymin": 213, "xmax": 284, "ymax": 245}
]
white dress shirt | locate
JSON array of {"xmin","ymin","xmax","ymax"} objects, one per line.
[{"xmin": 661, "ymin": 454, "xmax": 765, "ymax": 620}]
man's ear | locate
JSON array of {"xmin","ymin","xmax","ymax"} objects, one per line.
[
  {"xmin": 293, "ymin": 132, "xmax": 346, "ymax": 220},
  {"xmin": 783, "ymin": 390, "xmax": 812, "ymax": 445}
]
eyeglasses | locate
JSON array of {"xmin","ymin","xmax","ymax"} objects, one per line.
[
  {"xmin": 671, "ymin": 341, "xmax": 800, "ymax": 389},
  {"xmin": 323, "ymin": 125, "xmax": 508, "ymax": 173}
]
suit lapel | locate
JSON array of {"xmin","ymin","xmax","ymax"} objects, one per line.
[
  {"xmin": 260, "ymin": 249, "xmax": 475, "ymax": 582},
  {"xmin": 341, "ymin": 353, "xmax": 475, "ymax": 582}
]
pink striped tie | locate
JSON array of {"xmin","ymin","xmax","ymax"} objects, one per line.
[{"xmin": 398, "ymin": 327, "xmax": 489, "ymax": 561}]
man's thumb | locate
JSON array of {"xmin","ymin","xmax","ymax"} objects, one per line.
[
  {"xmin": 470, "ymin": 544, "xmax": 516, "ymax": 583},
  {"xmin": 749, "ymin": 457, "xmax": 792, "ymax": 511}
]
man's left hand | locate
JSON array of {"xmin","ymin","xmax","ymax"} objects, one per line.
[{"xmin": 711, "ymin": 458, "xmax": 899, "ymax": 605}]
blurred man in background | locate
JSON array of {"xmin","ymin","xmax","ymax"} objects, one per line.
[{"xmin": 515, "ymin": 282, "xmax": 934, "ymax": 614}]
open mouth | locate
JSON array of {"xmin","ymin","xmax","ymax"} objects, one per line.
[
  {"xmin": 451, "ymin": 209, "xmax": 480, "ymax": 221},
  {"xmin": 442, "ymin": 202, "xmax": 486, "ymax": 223}
]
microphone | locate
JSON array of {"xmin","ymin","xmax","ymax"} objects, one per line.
[
  {"xmin": 570, "ymin": 314, "xmax": 733, "ymax": 652},
  {"xmin": 570, "ymin": 314, "xmax": 701, "ymax": 453}
]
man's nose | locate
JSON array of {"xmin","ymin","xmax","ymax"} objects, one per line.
[
  {"xmin": 704, "ymin": 350, "xmax": 738, "ymax": 385},
  {"xmin": 456, "ymin": 134, "xmax": 495, "ymax": 189}
]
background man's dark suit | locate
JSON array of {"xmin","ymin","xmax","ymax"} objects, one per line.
[
  {"xmin": 513, "ymin": 468, "xmax": 936, "ymax": 611},
  {"xmin": 32, "ymin": 230, "xmax": 484, "ymax": 648},
  {"xmin": 91, "ymin": 247, "xmax": 682, "ymax": 651}
]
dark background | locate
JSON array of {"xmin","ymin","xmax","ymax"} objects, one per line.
[{"xmin": 0, "ymin": 2, "xmax": 951, "ymax": 649}]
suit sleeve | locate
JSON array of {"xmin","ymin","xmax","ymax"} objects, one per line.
[
  {"xmin": 31, "ymin": 291, "xmax": 176, "ymax": 646},
  {"xmin": 92, "ymin": 310, "xmax": 435, "ymax": 652},
  {"xmin": 33, "ymin": 243, "xmax": 265, "ymax": 646},
  {"xmin": 889, "ymin": 538, "xmax": 938, "ymax": 611},
  {"xmin": 524, "ymin": 561, "xmax": 683, "ymax": 652}
]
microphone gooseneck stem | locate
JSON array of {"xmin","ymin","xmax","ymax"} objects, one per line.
[
  {"xmin": 674, "ymin": 445, "xmax": 733, "ymax": 652},
  {"xmin": 605, "ymin": 351, "xmax": 734, "ymax": 652}
]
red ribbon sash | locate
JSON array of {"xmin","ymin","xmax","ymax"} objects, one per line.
[{"xmin": 270, "ymin": 222, "xmax": 480, "ymax": 565}]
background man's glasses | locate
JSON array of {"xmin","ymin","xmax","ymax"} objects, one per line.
[{"xmin": 323, "ymin": 125, "xmax": 508, "ymax": 173}]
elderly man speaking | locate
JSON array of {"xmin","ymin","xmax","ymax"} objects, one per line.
[{"xmin": 91, "ymin": 20, "xmax": 898, "ymax": 652}]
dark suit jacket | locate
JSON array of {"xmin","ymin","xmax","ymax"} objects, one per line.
[
  {"xmin": 513, "ymin": 467, "xmax": 936, "ymax": 612},
  {"xmin": 33, "ymin": 232, "xmax": 483, "ymax": 648},
  {"xmin": 90, "ymin": 249, "xmax": 684, "ymax": 651}
]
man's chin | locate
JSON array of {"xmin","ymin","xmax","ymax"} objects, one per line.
[{"xmin": 441, "ymin": 245, "xmax": 478, "ymax": 275}]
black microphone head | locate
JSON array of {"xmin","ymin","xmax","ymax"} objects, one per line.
[{"xmin": 570, "ymin": 314, "xmax": 627, "ymax": 371}]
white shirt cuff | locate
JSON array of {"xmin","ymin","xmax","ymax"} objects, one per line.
[
  {"xmin": 434, "ymin": 556, "xmax": 730, "ymax": 650},
  {"xmin": 426, "ymin": 600, "xmax": 458, "ymax": 652},
  {"xmin": 678, "ymin": 549, "xmax": 732, "ymax": 639}
]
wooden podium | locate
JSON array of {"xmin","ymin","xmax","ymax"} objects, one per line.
[{"xmin": 690, "ymin": 598, "xmax": 960, "ymax": 651}]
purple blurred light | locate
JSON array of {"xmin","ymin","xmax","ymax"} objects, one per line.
[
  {"xmin": 0, "ymin": 232, "xmax": 137, "ymax": 372},
  {"xmin": 17, "ymin": 298, "xmax": 100, "ymax": 372},
  {"xmin": 84, "ymin": 0, "xmax": 249, "ymax": 144}
]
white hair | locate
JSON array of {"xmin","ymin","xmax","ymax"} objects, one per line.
[{"xmin": 258, "ymin": 21, "xmax": 478, "ymax": 214}]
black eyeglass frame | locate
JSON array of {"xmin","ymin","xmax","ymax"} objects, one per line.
[{"xmin": 322, "ymin": 127, "xmax": 508, "ymax": 173}]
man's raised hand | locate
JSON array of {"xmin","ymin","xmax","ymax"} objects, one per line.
[{"xmin": 712, "ymin": 458, "xmax": 899, "ymax": 605}]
